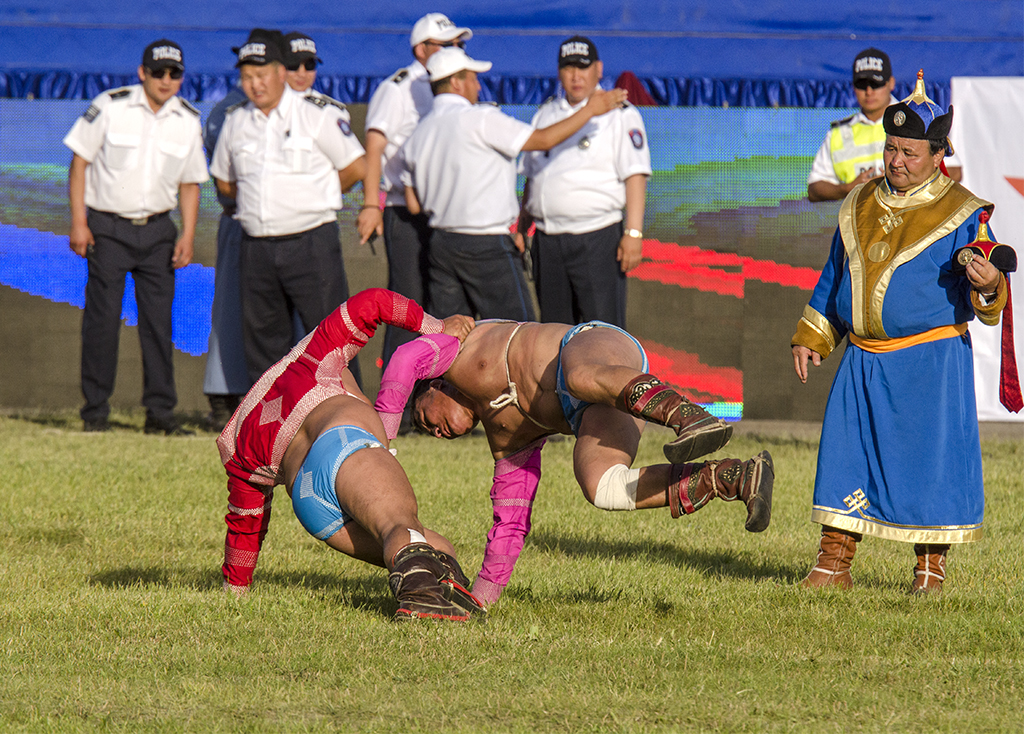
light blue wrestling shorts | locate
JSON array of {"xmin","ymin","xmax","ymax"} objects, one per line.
[
  {"xmin": 291, "ymin": 425, "xmax": 385, "ymax": 541},
  {"xmin": 555, "ymin": 321, "xmax": 648, "ymax": 436}
]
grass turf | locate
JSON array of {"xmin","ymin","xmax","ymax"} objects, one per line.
[{"xmin": 0, "ymin": 411, "xmax": 1021, "ymax": 733}]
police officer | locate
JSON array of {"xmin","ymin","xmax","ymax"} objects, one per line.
[
  {"xmin": 358, "ymin": 13, "xmax": 472, "ymax": 377},
  {"xmin": 399, "ymin": 47, "xmax": 627, "ymax": 322},
  {"xmin": 517, "ymin": 36, "xmax": 651, "ymax": 328},
  {"xmin": 209, "ymin": 29, "xmax": 367, "ymax": 384},
  {"xmin": 807, "ymin": 48, "xmax": 898, "ymax": 202},
  {"xmin": 64, "ymin": 39, "xmax": 208, "ymax": 434},
  {"xmin": 283, "ymin": 31, "xmax": 322, "ymax": 94}
]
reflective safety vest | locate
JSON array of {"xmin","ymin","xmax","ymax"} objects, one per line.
[{"xmin": 828, "ymin": 114, "xmax": 886, "ymax": 184}]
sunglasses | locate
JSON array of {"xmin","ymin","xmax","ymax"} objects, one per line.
[
  {"xmin": 148, "ymin": 67, "xmax": 183, "ymax": 80},
  {"xmin": 853, "ymin": 78, "xmax": 886, "ymax": 91},
  {"xmin": 286, "ymin": 59, "xmax": 317, "ymax": 72},
  {"xmin": 425, "ymin": 40, "xmax": 466, "ymax": 49}
]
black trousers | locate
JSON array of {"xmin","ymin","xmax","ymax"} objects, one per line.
[
  {"xmin": 379, "ymin": 206, "xmax": 433, "ymax": 368},
  {"xmin": 239, "ymin": 221, "xmax": 357, "ymax": 385},
  {"xmin": 428, "ymin": 230, "xmax": 536, "ymax": 321},
  {"xmin": 81, "ymin": 209, "xmax": 177, "ymax": 423},
  {"xmin": 533, "ymin": 221, "xmax": 627, "ymax": 328}
]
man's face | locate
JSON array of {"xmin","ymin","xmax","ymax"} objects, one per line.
[
  {"xmin": 286, "ymin": 59, "xmax": 317, "ymax": 92},
  {"xmin": 419, "ymin": 36, "xmax": 467, "ymax": 63},
  {"xmin": 559, "ymin": 60, "xmax": 602, "ymax": 106},
  {"xmin": 138, "ymin": 65, "xmax": 183, "ymax": 110},
  {"xmin": 240, "ymin": 62, "xmax": 287, "ymax": 113},
  {"xmin": 854, "ymin": 76, "xmax": 895, "ymax": 120},
  {"xmin": 884, "ymin": 135, "xmax": 943, "ymax": 193},
  {"xmin": 413, "ymin": 382, "xmax": 478, "ymax": 439}
]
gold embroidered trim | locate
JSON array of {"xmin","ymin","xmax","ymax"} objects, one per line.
[
  {"xmin": 800, "ymin": 306, "xmax": 838, "ymax": 355},
  {"xmin": 811, "ymin": 507, "xmax": 983, "ymax": 544}
]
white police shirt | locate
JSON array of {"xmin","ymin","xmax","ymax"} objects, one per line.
[
  {"xmin": 210, "ymin": 85, "xmax": 364, "ymax": 237},
  {"xmin": 365, "ymin": 60, "xmax": 433, "ymax": 207},
  {"xmin": 63, "ymin": 85, "xmax": 208, "ymax": 219},
  {"xmin": 522, "ymin": 93, "xmax": 651, "ymax": 235},
  {"xmin": 399, "ymin": 94, "xmax": 534, "ymax": 235}
]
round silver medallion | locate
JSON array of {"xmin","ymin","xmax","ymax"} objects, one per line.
[{"xmin": 893, "ymin": 110, "xmax": 906, "ymax": 126}]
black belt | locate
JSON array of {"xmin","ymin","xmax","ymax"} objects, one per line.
[{"xmin": 93, "ymin": 210, "xmax": 170, "ymax": 226}]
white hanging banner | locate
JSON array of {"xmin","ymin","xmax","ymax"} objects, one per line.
[{"xmin": 950, "ymin": 77, "xmax": 1024, "ymax": 422}]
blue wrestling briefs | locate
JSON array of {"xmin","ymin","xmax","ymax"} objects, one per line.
[
  {"xmin": 291, "ymin": 425, "xmax": 385, "ymax": 541},
  {"xmin": 556, "ymin": 321, "xmax": 648, "ymax": 436}
]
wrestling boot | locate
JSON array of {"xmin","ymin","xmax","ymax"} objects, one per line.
[
  {"xmin": 388, "ymin": 543, "xmax": 484, "ymax": 621},
  {"xmin": 401, "ymin": 544, "xmax": 488, "ymax": 616},
  {"xmin": 910, "ymin": 544, "xmax": 949, "ymax": 595},
  {"xmin": 669, "ymin": 450, "xmax": 774, "ymax": 532},
  {"xmin": 800, "ymin": 527, "xmax": 861, "ymax": 589},
  {"xmin": 620, "ymin": 374, "xmax": 732, "ymax": 464}
]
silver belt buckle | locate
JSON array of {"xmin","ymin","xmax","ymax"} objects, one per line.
[{"xmin": 130, "ymin": 216, "xmax": 148, "ymax": 226}]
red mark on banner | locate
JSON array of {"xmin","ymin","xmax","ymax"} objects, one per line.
[
  {"xmin": 630, "ymin": 239, "xmax": 820, "ymax": 297},
  {"xmin": 639, "ymin": 338, "xmax": 743, "ymax": 404},
  {"xmin": 1006, "ymin": 177, "xmax": 1024, "ymax": 197}
]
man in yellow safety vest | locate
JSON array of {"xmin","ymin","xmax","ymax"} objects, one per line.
[{"xmin": 807, "ymin": 48, "xmax": 897, "ymax": 202}]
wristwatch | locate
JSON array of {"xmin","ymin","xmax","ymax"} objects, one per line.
[{"xmin": 624, "ymin": 228, "xmax": 643, "ymax": 239}]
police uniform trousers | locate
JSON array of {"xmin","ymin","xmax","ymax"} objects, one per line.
[
  {"xmin": 203, "ymin": 212, "xmax": 250, "ymax": 398},
  {"xmin": 380, "ymin": 205, "xmax": 432, "ymax": 368},
  {"xmin": 81, "ymin": 209, "xmax": 178, "ymax": 423},
  {"xmin": 532, "ymin": 221, "xmax": 626, "ymax": 328},
  {"xmin": 428, "ymin": 230, "xmax": 536, "ymax": 321},
  {"xmin": 239, "ymin": 220, "xmax": 359, "ymax": 385}
]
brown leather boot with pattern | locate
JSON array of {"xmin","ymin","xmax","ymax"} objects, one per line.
[
  {"xmin": 669, "ymin": 450, "xmax": 774, "ymax": 532},
  {"xmin": 801, "ymin": 527, "xmax": 861, "ymax": 589},
  {"xmin": 388, "ymin": 543, "xmax": 481, "ymax": 621},
  {"xmin": 620, "ymin": 374, "xmax": 732, "ymax": 464},
  {"xmin": 910, "ymin": 544, "xmax": 949, "ymax": 595}
]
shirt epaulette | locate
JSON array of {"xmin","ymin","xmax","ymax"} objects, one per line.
[
  {"xmin": 830, "ymin": 113, "xmax": 857, "ymax": 129},
  {"xmin": 225, "ymin": 98, "xmax": 249, "ymax": 115},
  {"xmin": 179, "ymin": 99, "xmax": 200, "ymax": 116},
  {"xmin": 107, "ymin": 88, "xmax": 132, "ymax": 100},
  {"xmin": 478, "ymin": 101, "xmax": 499, "ymax": 107},
  {"xmin": 305, "ymin": 94, "xmax": 348, "ymax": 112},
  {"xmin": 540, "ymin": 95, "xmax": 556, "ymax": 107},
  {"xmin": 391, "ymin": 69, "xmax": 409, "ymax": 84}
]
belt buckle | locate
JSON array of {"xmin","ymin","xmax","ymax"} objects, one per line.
[{"xmin": 130, "ymin": 216, "xmax": 148, "ymax": 226}]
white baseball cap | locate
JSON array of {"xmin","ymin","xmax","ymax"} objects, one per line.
[
  {"xmin": 426, "ymin": 47, "xmax": 492, "ymax": 82},
  {"xmin": 410, "ymin": 13, "xmax": 472, "ymax": 48}
]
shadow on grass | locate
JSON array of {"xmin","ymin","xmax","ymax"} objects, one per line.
[
  {"xmin": 89, "ymin": 565, "xmax": 395, "ymax": 617},
  {"xmin": 4, "ymin": 410, "xmax": 217, "ymax": 434},
  {"xmin": 529, "ymin": 529, "xmax": 804, "ymax": 583}
]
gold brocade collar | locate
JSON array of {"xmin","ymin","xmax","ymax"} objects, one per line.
[{"xmin": 876, "ymin": 170, "xmax": 951, "ymax": 209}]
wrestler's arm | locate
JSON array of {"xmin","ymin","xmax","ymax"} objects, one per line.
[
  {"xmin": 222, "ymin": 474, "xmax": 273, "ymax": 595},
  {"xmin": 374, "ymin": 333, "xmax": 462, "ymax": 439},
  {"xmin": 317, "ymin": 288, "xmax": 446, "ymax": 350},
  {"xmin": 471, "ymin": 438, "xmax": 546, "ymax": 606}
]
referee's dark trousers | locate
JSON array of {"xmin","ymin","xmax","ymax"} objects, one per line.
[
  {"xmin": 81, "ymin": 209, "xmax": 178, "ymax": 423},
  {"xmin": 428, "ymin": 230, "xmax": 536, "ymax": 321}
]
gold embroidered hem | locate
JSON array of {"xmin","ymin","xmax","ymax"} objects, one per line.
[
  {"xmin": 849, "ymin": 323, "xmax": 967, "ymax": 353},
  {"xmin": 811, "ymin": 508, "xmax": 983, "ymax": 544}
]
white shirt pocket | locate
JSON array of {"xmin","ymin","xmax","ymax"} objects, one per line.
[
  {"xmin": 104, "ymin": 132, "xmax": 141, "ymax": 170},
  {"xmin": 283, "ymin": 135, "xmax": 313, "ymax": 173},
  {"xmin": 158, "ymin": 139, "xmax": 190, "ymax": 181}
]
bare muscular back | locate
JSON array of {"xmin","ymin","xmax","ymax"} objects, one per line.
[{"xmin": 445, "ymin": 321, "xmax": 573, "ymax": 456}]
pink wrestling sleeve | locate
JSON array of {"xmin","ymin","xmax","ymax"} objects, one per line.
[
  {"xmin": 471, "ymin": 438, "xmax": 546, "ymax": 606},
  {"xmin": 373, "ymin": 333, "xmax": 461, "ymax": 440},
  {"xmin": 222, "ymin": 475, "xmax": 273, "ymax": 593}
]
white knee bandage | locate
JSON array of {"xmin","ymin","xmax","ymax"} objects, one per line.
[{"xmin": 593, "ymin": 464, "xmax": 640, "ymax": 511}]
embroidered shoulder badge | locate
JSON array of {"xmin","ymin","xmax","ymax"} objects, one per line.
[
  {"xmin": 83, "ymin": 104, "xmax": 101, "ymax": 123},
  {"xmin": 629, "ymin": 128, "xmax": 644, "ymax": 149},
  {"xmin": 338, "ymin": 118, "xmax": 352, "ymax": 136}
]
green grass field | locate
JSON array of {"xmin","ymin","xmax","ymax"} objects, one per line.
[{"xmin": 1, "ymin": 412, "xmax": 1022, "ymax": 733}]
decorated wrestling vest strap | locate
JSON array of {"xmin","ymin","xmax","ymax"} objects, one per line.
[{"xmin": 839, "ymin": 175, "xmax": 992, "ymax": 339}]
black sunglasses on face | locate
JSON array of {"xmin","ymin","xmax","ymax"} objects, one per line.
[
  {"xmin": 853, "ymin": 79, "xmax": 885, "ymax": 91},
  {"xmin": 148, "ymin": 67, "xmax": 183, "ymax": 80},
  {"xmin": 286, "ymin": 58, "xmax": 318, "ymax": 72},
  {"xmin": 425, "ymin": 40, "xmax": 466, "ymax": 49}
]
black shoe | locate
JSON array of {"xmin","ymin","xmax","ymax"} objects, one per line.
[
  {"xmin": 206, "ymin": 394, "xmax": 241, "ymax": 432},
  {"xmin": 144, "ymin": 416, "xmax": 194, "ymax": 436},
  {"xmin": 83, "ymin": 418, "xmax": 110, "ymax": 432}
]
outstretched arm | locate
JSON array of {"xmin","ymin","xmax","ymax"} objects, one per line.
[
  {"xmin": 471, "ymin": 438, "xmax": 546, "ymax": 606},
  {"xmin": 374, "ymin": 333, "xmax": 463, "ymax": 439}
]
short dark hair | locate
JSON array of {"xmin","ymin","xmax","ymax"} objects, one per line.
[
  {"xmin": 928, "ymin": 139, "xmax": 947, "ymax": 157},
  {"xmin": 430, "ymin": 69, "xmax": 471, "ymax": 96}
]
